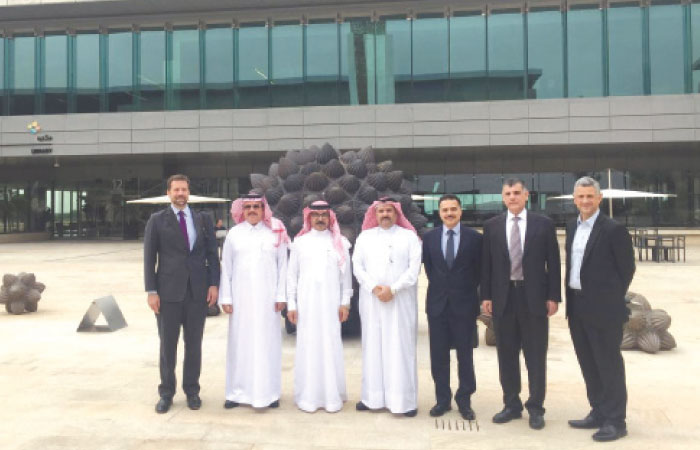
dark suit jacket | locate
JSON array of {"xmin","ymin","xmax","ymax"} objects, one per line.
[
  {"xmin": 423, "ymin": 224, "xmax": 482, "ymax": 318},
  {"xmin": 481, "ymin": 211, "xmax": 561, "ymax": 318},
  {"xmin": 144, "ymin": 206, "xmax": 220, "ymax": 303},
  {"xmin": 565, "ymin": 212, "xmax": 635, "ymax": 326}
]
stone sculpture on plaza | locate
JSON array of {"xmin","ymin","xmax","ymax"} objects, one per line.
[
  {"xmin": 623, "ymin": 292, "xmax": 676, "ymax": 353},
  {"xmin": 249, "ymin": 143, "xmax": 428, "ymax": 334},
  {"xmin": 0, "ymin": 272, "xmax": 46, "ymax": 315}
]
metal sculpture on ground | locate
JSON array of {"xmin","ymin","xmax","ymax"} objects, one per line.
[
  {"xmin": 0, "ymin": 272, "xmax": 46, "ymax": 315},
  {"xmin": 623, "ymin": 291, "xmax": 676, "ymax": 353},
  {"xmin": 249, "ymin": 143, "xmax": 428, "ymax": 244},
  {"xmin": 249, "ymin": 143, "xmax": 429, "ymax": 334},
  {"xmin": 478, "ymin": 291, "xmax": 677, "ymax": 353}
]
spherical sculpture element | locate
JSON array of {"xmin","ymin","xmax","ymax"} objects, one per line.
[
  {"xmin": 304, "ymin": 172, "xmax": 330, "ymax": 192},
  {"xmin": 1, "ymin": 272, "xmax": 45, "ymax": 315}
]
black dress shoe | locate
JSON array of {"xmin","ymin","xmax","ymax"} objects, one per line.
[
  {"xmin": 529, "ymin": 413, "xmax": 545, "ymax": 430},
  {"xmin": 592, "ymin": 424, "xmax": 627, "ymax": 442},
  {"xmin": 568, "ymin": 412, "xmax": 603, "ymax": 429},
  {"xmin": 356, "ymin": 401, "xmax": 370, "ymax": 411},
  {"xmin": 429, "ymin": 403, "xmax": 452, "ymax": 417},
  {"xmin": 404, "ymin": 409, "xmax": 418, "ymax": 417},
  {"xmin": 186, "ymin": 394, "xmax": 201, "ymax": 410},
  {"xmin": 155, "ymin": 397, "xmax": 172, "ymax": 414},
  {"xmin": 459, "ymin": 406, "xmax": 476, "ymax": 421},
  {"xmin": 268, "ymin": 400, "xmax": 280, "ymax": 408},
  {"xmin": 223, "ymin": 400, "xmax": 239, "ymax": 409},
  {"xmin": 492, "ymin": 407, "xmax": 522, "ymax": 424}
]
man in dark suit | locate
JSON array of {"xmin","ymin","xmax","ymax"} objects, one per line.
[
  {"xmin": 423, "ymin": 194, "xmax": 482, "ymax": 420},
  {"xmin": 565, "ymin": 176, "xmax": 635, "ymax": 442},
  {"xmin": 144, "ymin": 174, "xmax": 220, "ymax": 414},
  {"xmin": 481, "ymin": 178, "xmax": 560, "ymax": 430}
]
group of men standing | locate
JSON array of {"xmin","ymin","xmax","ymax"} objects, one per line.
[{"xmin": 143, "ymin": 173, "xmax": 635, "ymax": 443}]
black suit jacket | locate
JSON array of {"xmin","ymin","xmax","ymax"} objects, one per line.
[
  {"xmin": 565, "ymin": 213, "xmax": 635, "ymax": 326},
  {"xmin": 143, "ymin": 206, "xmax": 220, "ymax": 303},
  {"xmin": 481, "ymin": 211, "xmax": 561, "ymax": 318},
  {"xmin": 423, "ymin": 224, "xmax": 482, "ymax": 318}
]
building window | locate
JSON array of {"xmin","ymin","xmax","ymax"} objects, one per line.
[
  {"xmin": 204, "ymin": 26, "xmax": 234, "ymax": 109},
  {"xmin": 107, "ymin": 30, "xmax": 135, "ymax": 112},
  {"xmin": 567, "ymin": 6, "xmax": 604, "ymax": 98},
  {"xmin": 527, "ymin": 8, "xmax": 565, "ymax": 99},
  {"xmin": 412, "ymin": 15, "xmax": 448, "ymax": 103},
  {"xmin": 449, "ymin": 12, "xmax": 487, "ymax": 101},
  {"xmin": 270, "ymin": 22, "xmax": 303, "ymax": 107},
  {"xmin": 305, "ymin": 21, "xmax": 340, "ymax": 106},
  {"xmin": 170, "ymin": 27, "xmax": 201, "ymax": 110},
  {"xmin": 649, "ymin": 2, "xmax": 687, "ymax": 95},
  {"xmin": 488, "ymin": 9, "xmax": 525, "ymax": 100},
  {"xmin": 608, "ymin": 4, "xmax": 645, "ymax": 96},
  {"xmin": 139, "ymin": 29, "xmax": 166, "ymax": 111},
  {"xmin": 10, "ymin": 35, "xmax": 37, "ymax": 115},
  {"xmin": 74, "ymin": 32, "xmax": 101, "ymax": 113},
  {"xmin": 340, "ymin": 18, "xmax": 374, "ymax": 105},
  {"xmin": 236, "ymin": 23, "xmax": 269, "ymax": 109},
  {"xmin": 43, "ymin": 34, "xmax": 69, "ymax": 114},
  {"xmin": 376, "ymin": 17, "xmax": 412, "ymax": 104}
]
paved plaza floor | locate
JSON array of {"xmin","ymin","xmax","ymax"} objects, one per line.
[{"xmin": 0, "ymin": 238, "xmax": 698, "ymax": 450}]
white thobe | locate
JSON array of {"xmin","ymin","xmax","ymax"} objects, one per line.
[
  {"xmin": 287, "ymin": 229, "xmax": 353, "ymax": 412},
  {"xmin": 352, "ymin": 225, "xmax": 422, "ymax": 413},
  {"xmin": 218, "ymin": 221, "xmax": 287, "ymax": 407}
]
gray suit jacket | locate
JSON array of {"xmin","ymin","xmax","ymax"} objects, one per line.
[{"xmin": 143, "ymin": 206, "xmax": 220, "ymax": 303}]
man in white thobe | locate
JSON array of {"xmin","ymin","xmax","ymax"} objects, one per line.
[
  {"xmin": 286, "ymin": 200, "xmax": 353, "ymax": 413},
  {"xmin": 218, "ymin": 193, "xmax": 289, "ymax": 409},
  {"xmin": 352, "ymin": 196, "xmax": 422, "ymax": 417}
]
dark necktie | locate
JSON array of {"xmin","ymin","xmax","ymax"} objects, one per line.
[
  {"xmin": 446, "ymin": 229, "xmax": 455, "ymax": 269},
  {"xmin": 509, "ymin": 216, "xmax": 523, "ymax": 280},
  {"xmin": 178, "ymin": 210, "xmax": 190, "ymax": 251}
]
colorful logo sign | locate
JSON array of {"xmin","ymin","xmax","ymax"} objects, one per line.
[{"xmin": 27, "ymin": 121, "xmax": 41, "ymax": 134}]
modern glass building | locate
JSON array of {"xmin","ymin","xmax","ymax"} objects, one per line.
[{"xmin": 1, "ymin": 0, "xmax": 700, "ymax": 238}]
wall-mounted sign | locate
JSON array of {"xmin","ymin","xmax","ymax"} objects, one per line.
[
  {"xmin": 31, "ymin": 148, "xmax": 53, "ymax": 155},
  {"xmin": 36, "ymin": 134, "xmax": 53, "ymax": 143}
]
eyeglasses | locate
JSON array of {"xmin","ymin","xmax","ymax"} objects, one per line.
[
  {"xmin": 243, "ymin": 204, "xmax": 262, "ymax": 210},
  {"xmin": 310, "ymin": 212, "xmax": 330, "ymax": 219}
]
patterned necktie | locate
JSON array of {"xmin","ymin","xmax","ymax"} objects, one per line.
[
  {"xmin": 178, "ymin": 210, "xmax": 190, "ymax": 251},
  {"xmin": 445, "ymin": 229, "xmax": 455, "ymax": 269},
  {"xmin": 509, "ymin": 216, "xmax": 523, "ymax": 280}
]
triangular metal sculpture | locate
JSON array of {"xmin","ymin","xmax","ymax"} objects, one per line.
[{"xmin": 77, "ymin": 295, "xmax": 127, "ymax": 332}]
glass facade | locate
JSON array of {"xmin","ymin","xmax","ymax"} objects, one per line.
[
  {"xmin": 2, "ymin": 2, "xmax": 700, "ymax": 115},
  {"xmin": 3, "ymin": 146, "xmax": 698, "ymax": 237}
]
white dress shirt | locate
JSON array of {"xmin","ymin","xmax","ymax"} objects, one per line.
[
  {"xmin": 506, "ymin": 209, "xmax": 527, "ymax": 252},
  {"xmin": 568, "ymin": 209, "xmax": 600, "ymax": 290},
  {"xmin": 441, "ymin": 224, "xmax": 460, "ymax": 260}
]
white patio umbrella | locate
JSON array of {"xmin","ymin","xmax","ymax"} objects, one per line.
[
  {"xmin": 549, "ymin": 169, "xmax": 676, "ymax": 218},
  {"xmin": 126, "ymin": 194, "xmax": 230, "ymax": 204}
]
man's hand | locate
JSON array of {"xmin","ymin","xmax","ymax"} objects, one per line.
[
  {"xmin": 339, "ymin": 306, "xmax": 349, "ymax": 322},
  {"xmin": 207, "ymin": 286, "xmax": 219, "ymax": 307},
  {"xmin": 481, "ymin": 300, "xmax": 493, "ymax": 316},
  {"xmin": 222, "ymin": 305, "xmax": 233, "ymax": 314},
  {"xmin": 288, "ymin": 310, "xmax": 298, "ymax": 324},
  {"xmin": 376, "ymin": 285, "xmax": 394, "ymax": 302},
  {"xmin": 147, "ymin": 293, "xmax": 160, "ymax": 314},
  {"xmin": 546, "ymin": 300, "xmax": 559, "ymax": 317},
  {"xmin": 275, "ymin": 302, "xmax": 286, "ymax": 312}
]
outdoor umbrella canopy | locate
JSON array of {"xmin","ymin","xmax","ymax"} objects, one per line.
[
  {"xmin": 126, "ymin": 195, "xmax": 230, "ymax": 204},
  {"xmin": 548, "ymin": 188, "xmax": 676, "ymax": 200},
  {"xmin": 549, "ymin": 188, "xmax": 675, "ymax": 218}
]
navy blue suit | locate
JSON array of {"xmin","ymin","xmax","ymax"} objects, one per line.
[{"xmin": 423, "ymin": 224, "xmax": 482, "ymax": 408}]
